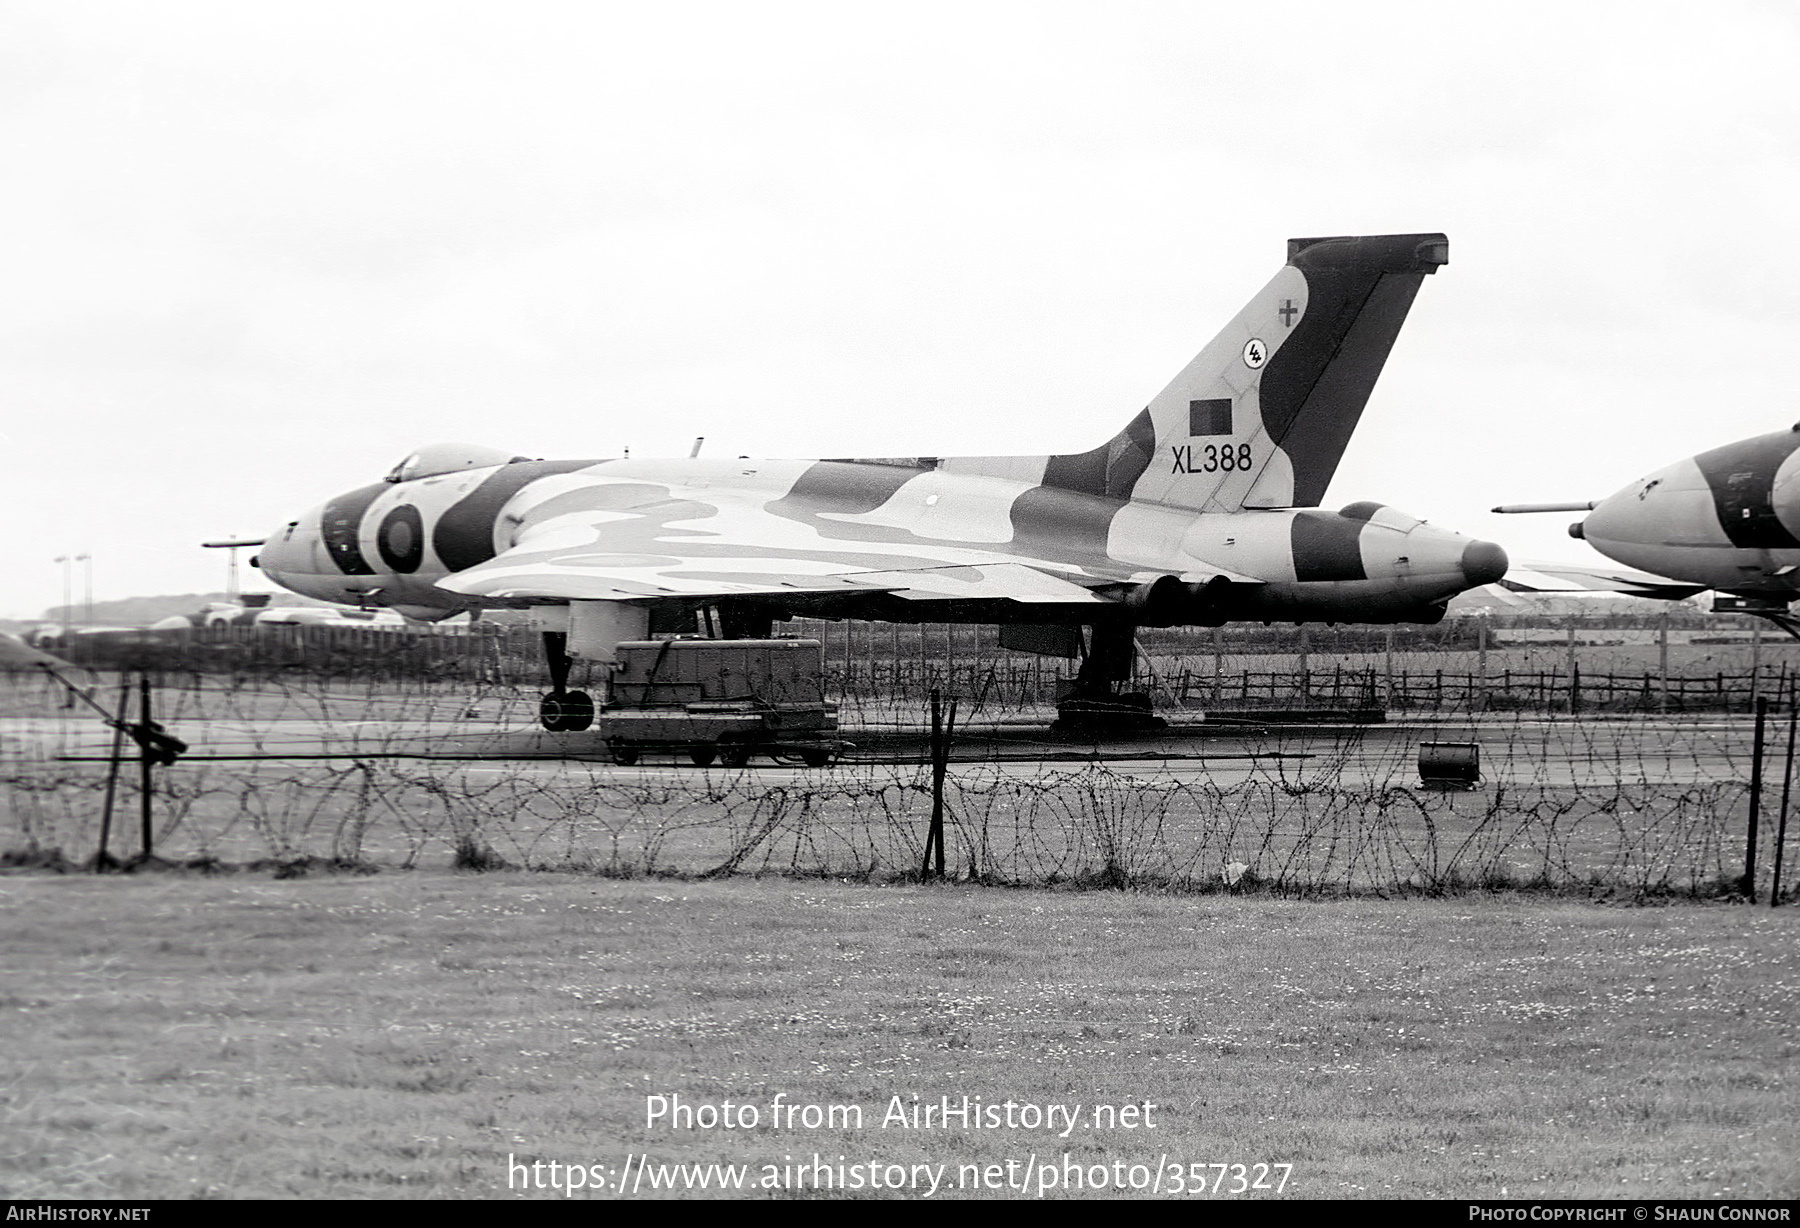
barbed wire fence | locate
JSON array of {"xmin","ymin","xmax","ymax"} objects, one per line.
[{"xmin": 2, "ymin": 613, "xmax": 1796, "ymax": 899}]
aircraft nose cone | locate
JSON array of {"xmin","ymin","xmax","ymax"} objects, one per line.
[{"xmin": 1460, "ymin": 539, "xmax": 1509, "ymax": 587}]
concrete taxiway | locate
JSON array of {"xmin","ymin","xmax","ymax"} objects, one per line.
[{"xmin": 5, "ymin": 706, "xmax": 1763, "ymax": 791}]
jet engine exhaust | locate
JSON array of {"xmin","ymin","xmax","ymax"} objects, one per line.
[{"xmin": 1121, "ymin": 575, "xmax": 1236, "ymax": 627}]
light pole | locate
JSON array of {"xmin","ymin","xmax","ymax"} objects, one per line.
[
  {"xmin": 53, "ymin": 555, "xmax": 71, "ymax": 641},
  {"xmin": 78, "ymin": 553, "xmax": 91, "ymax": 627},
  {"xmin": 201, "ymin": 537, "xmax": 266, "ymax": 602}
]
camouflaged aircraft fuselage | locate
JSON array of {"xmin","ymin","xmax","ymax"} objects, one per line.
[
  {"xmin": 1578, "ymin": 428, "xmax": 1800, "ymax": 595},
  {"xmin": 255, "ymin": 233, "xmax": 1509, "ymax": 661}
]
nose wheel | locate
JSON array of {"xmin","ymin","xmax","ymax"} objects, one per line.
[{"xmin": 539, "ymin": 690, "xmax": 594, "ymax": 732}]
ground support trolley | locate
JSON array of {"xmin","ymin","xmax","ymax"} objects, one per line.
[{"xmin": 594, "ymin": 637, "xmax": 840, "ymax": 767}]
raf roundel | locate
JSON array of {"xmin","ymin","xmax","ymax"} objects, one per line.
[
  {"xmin": 376, "ymin": 504, "xmax": 426, "ymax": 574},
  {"xmin": 1242, "ymin": 338, "xmax": 1267, "ymax": 370}
]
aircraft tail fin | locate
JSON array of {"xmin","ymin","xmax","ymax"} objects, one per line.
[{"xmin": 955, "ymin": 234, "xmax": 1446, "ymax": 512}]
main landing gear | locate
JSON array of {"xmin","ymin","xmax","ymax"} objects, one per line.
[
  {"xmin": 1050, "ymin": 622, "xmax": 1167, "ymax": 736},
  {"xmin": 538, "ymin": 631, "xmax": 595, "ymax": 732}
]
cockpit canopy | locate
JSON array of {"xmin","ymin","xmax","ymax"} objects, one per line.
[
  {"xmin": 384, "ymin": 443, "xmax": 529, "ymax": 483},
  {"xmin": 1339, "ymin": 500, "xmax": 1423, "ymax": 531}
]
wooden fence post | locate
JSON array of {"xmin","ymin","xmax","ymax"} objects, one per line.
[
  {"xmin": 1384, "ymin": 626, "xmax": 1395, "ymax": 709},
  {"xmin": 1659, "ymin": 609, "xmax": 1670, "ymax": 713},
  {"xmin": 1773, "ymin": 701, "xmax": 1795, "ymax": 908},
  {"xmin": 94, "ymin": 677, "xmax": 131, "ymax": 872}
]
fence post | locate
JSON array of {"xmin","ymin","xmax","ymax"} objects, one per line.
[
  {"xmin": 1477, "ymin": 612, "xmax": 1489, "ymax": 711},
  {"xmin": 1384, "ymin": 626, "xmax": 1395, "ymax": 709},
  {"xmin": 1566, "ymin": 617, "xmax": 1577, "ymax": 711},
  {"xmin": 1742, "ymin": 698, "xmax": 1771, "ymax": 900},
  {"xmin": 1659, "ymin": 609, "xmax": 1670, "ymax": 713},
  {"xmin": 1746, "ymin": 695, "xmax": 1768, "ymax": 901},
  {"xmin": 843, "ymin": 620, "xmax": 854, "ymax": 700},
  {"xmin": 1774, "ymin": 701, "xmax": 1795, "ymax": 908},
  {"xmin": 1752, "ymin": 622, "xmax": 1764, "ymax": 711},
  {"xmin": 923, "ymin": 690, "xmax": 955, "ymax": 880},
  {"xmin": 94, "ymin": 677, "xmax": 132, "ymax": 872},
  {"xmin": 137, "ymin": 673, "xmax": 156, "ymax": 862}
]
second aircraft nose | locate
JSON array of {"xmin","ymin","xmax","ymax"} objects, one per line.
[{"xmin": 1460, "ymin": 539, "xmax": 1509, "ymax": 587}]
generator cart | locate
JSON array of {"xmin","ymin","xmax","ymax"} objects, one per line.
[{"xmin": 595, "ymin": 638, "xmax": 840, "ymax": 767}]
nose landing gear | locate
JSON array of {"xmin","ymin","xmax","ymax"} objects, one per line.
[
  {"xmin": 540, "ymin": 690, "xmax": 594, "ymax": 732},
  {"xmin": 538, "ymin": 630, "xmax": 595, "ymax": 732}
]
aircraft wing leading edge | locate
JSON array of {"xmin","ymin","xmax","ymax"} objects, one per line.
[{"xmin": 1497, "ymin": 561, "xmax": 1708, "ymax": 601}]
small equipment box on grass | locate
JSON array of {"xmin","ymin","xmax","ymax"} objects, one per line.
[{"xmin": 597, "ymin": 638, "xmax": 839, "ymax": 767}]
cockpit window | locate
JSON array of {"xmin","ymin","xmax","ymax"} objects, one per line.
[{"xmin": 384, "ymin": 443, "xmax": 520, "ymax": 483}]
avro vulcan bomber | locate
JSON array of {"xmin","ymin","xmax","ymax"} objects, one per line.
[
  {"xmin": 252, "ymin": 232, "xmax": 1508, "ymax": 729},
  {"xmin": 1497, "ymin": 428, "xmax": 1800, "ymax": 635}
]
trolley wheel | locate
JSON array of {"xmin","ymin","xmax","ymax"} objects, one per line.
[
  {"xmin": 799, "ymin": 748, "xmax": 832, "ymax": 768},
  {"xmin": 718, "ymin": 744, "xmax": 751, "ymax": 768},
  {"xmin": 688, "ymin": 745, "xmax": 716, "ymax": 767},
  {"xmin": 608, "ymin": 741, "xmax": 640, "ymax": 766}
]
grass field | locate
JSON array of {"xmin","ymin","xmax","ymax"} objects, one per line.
[{"xmin": 2, "ymin": 869, "xmax": 1794, "ymax": 1200}]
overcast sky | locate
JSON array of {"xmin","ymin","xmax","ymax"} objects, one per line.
[{"xmin": 4, "ymin": 1, "xmax": 1797, "ymax": 618}]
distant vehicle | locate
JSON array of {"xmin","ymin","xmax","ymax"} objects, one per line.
[
  {"xmin": 250, "ymin": 606, "xmax": 408, "ymax": 628},
  {"xmin": 189, "ymin": 596, "xmax": 411, "ymax": 630},
  {"xmin": 248, "ymin": 232, "xmax": 1514, "ymax": 731},
  {"xmin": 200, "ymin": 600, "xmax": 257, "ymax": 628},
  {"xmin": 25, "ymin": 624, "xmax": 150, "ymax": 648},
  {"xmin": 22, "ymin": 595, "xmax": 413, "ymax": 650},
  {"xmin": 1496, "ymin": 427, "xmax": 1800, "ymax": 634}
]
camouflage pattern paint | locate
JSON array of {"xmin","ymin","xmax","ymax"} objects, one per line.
[
  {"xmin": 256, "ymin": 234, "xmax": 1507, "ymax": 642},
  {"xmin": 1579, "ymin": 427, "xmax": 1800, "ymax": 594}
]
